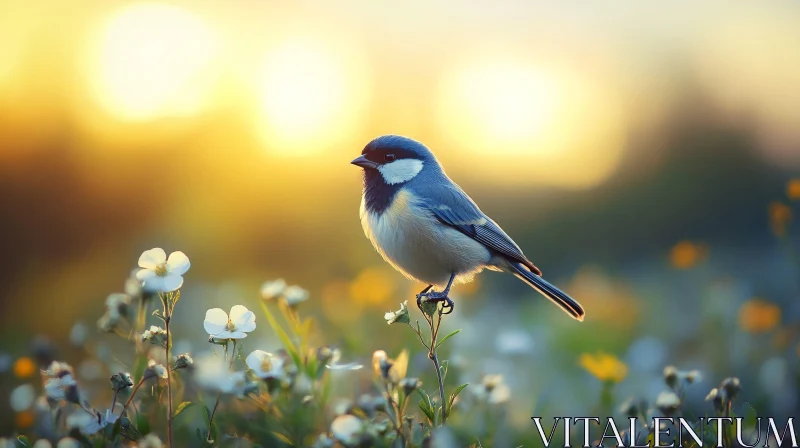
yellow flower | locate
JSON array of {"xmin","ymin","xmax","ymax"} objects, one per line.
[
  {"xmin": 769, "ymin": 202, "xmax": 792, "ymax": 237},
  {"xmin": 13, "ymin": 357, "xmax": 36, "ymax": 379},
  {"xmin": 739, "ymin": 299, "xmax": 780, "ymax": 333},
  {"xmin": 787, "ymin": 179, "xmax": 800, "ymax": 201},
  {"xmin": 579, "ymin": 352, "xmax": 627, "ymax": 383},
  {"xmin": 669, "ymin": 241, "xmax": 707, "ymax": 269}
]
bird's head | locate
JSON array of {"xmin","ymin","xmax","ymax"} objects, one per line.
[{"xmin": 351, "ymin": 135, "xmax": 438, "ymax": 185}]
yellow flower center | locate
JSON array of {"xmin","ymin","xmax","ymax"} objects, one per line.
[
  {"xmin": 225, "ymin": 319, "xmax": 235, "ymax": 332},
  {"xmin": 261, "ymin": 359, "xmax": 272, "ymax": 372},
  {"xmin": 154, "ymin": 263, "xmax": 168, "ymax": 276}
]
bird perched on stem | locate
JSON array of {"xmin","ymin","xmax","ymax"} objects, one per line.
[{"xmin": 351, "ymin": 135, "xmax": 584, "ymax": 320}]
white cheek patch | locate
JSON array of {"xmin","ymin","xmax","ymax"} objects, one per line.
[{"xmin": 378, "ymin": 159, "xmax": 424, "ymax": 185}]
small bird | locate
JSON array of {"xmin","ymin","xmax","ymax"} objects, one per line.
[{"xmin": 351, "ymin": 135, "xmax": 584, "ymax": 321}]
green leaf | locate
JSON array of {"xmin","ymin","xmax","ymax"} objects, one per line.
[
  {"xmin": 174, "ymin": 401, "xmax": 194, "ymax": 419},
  {"xmin": 132, "ymin": 355, "xmax": 148, "ymax": 385},
  {"xmin": 417, "ymin": 389, "xmax": 436, "ymax": 425},
  {"xmin": 447, "ymin": 383, "xmax": 468, "ymax": 416},
  {"xmin": 260, "ymin": 302, "xmax": 303, "ymax": 369},
  {"xmin": 743, "ymin": 402, "xmax": 758, "ymax": 429},
  {"xmin": 435, "ymin": 329, "xmax": 461, "ymax": 349},
  {"xmin": 272, "ymin": 432, "xmax": 294, "ymax": 445}
]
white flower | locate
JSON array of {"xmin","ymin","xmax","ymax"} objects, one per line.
[
  {"xmin": 260, "ymin": 279, "xmax": 287, "ymax": 300},
  {"xmin": 33, "ymin": 440, "xmax": 53, "ymax": 448},
  {"xmin": 66, "ymin": 409, "xmax": 119, "ymax": 435},
  {"xmin": 284, "ymin": 285, "xmax": 309, "ymax": 306},
  {"xmin": 146, "ymin": 359, "xmax": 168, "ymax": 380},
  {"xmin": 331, "ymin": 414, "xmax": 364, "ymax": 445},
  {"xmin": 325, "ymin": 348, "xmax": 363, "ymax": 371},
  {"xmin": 474, "ymin": 375, "xmax": 509, "ymax": 404},
  {"xmin": 43, "ymin": 361, "xmax": 73, "ymax": 378},
  {"xmin": 204, "ymin": 305, "xmax": 256, "ymax": 339},
  {"xmin": 384, "ymin": 301, "xmax": 410, "ymax": 325},
  {"xmin": 194, "ymin": 354, "xmax": 246, "ymax": 395},
  {"xmin": 137, "ymin": 434, "xmax": 164, "ymax": 448},
  {"xmin": 142, "ymin": 325, "xmax": 167, "ymax": 346},
  {"xmin": 135, "ymin": 248, "xmax": 190, "ymax": 292},
  {"xmin": 655, "ymin": 390, "xmax": 681, "ymax": 415},
  {"xmin": 245, "ymin": 350, "xmax": 285, "ymax": 379},
  {"xmin": 44, "ymin": 374, "xmax": 77, "ymax": 400},
  {"xmin": 10, "ymin": 384, "xmax": 35, "ymax": 411},
  {"xmin": 56, "ymin": 438, "xmax": 79, "ymax": 448}
]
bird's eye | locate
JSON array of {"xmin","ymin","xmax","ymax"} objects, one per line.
[{"xmin": 384, "ymin": 153, "xmax": 396, "ymax": 162}]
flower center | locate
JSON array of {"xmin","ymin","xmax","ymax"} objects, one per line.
[
  {"xmin": 225, "ymin": 319, "xmax": 235, "ymax": 332},
  {"xmin": 260, "ymin": 359, "xmax": 272, "ymax": 372},
  {"xmin": 154, "ymin": 263, "xmax": 168, "ymax": 276}
]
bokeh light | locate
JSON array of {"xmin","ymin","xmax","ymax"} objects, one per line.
[
  {"xmin": 255, "ymin": 39, "xmax": 370, "ymax": 156},
  {"xmin": 86, "ymin": 2, "xmax": 219, "ymax": 121},
  {"xmin": 437, "ymin": 58, "xmax": 627, "ymax": 189}
]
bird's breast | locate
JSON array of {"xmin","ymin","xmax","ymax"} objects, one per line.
[{"xmin": 359, "ymin": 189, "xmax": 491, "ymax": 286}]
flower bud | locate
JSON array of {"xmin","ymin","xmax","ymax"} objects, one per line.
[
  {"xmin": 400, "ymin": 377, "xmax": 422, "ymax": 396},
  {"xmin": 720, "ymin": 377, "xmax": 741, "ymax": 401},
  {"xmin": 173, "ymin": 353, "xmax": 193, "ymax": 370},
  {"xmin": 663, "ymin": 365, "xmax": 679, "ymax": 389},
  {"xmin": 384, "ymin": 301, "xmax": 410, "ymax": 325},
  {"xmin": 110, "ymin": 372, "xmax": 133, "ymax": 392}
]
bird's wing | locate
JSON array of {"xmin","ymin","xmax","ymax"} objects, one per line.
[{"xmin": 416, "ymin": 183, "xmax": 542, "ymax": 275}]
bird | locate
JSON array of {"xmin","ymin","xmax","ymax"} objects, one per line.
[{"xmin": 351, "ymin": 135, "xmax": 584, "ymax": 321}]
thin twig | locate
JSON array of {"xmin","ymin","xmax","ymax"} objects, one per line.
[
  {"xmin": 121, "ymin": 378, "xmax": 146, "ymax": 417},
  {"xmin": 165, "ymin": 316, "xmax": 174, "ymax": 448}
]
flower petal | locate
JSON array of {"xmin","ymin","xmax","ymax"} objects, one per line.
[
  {"xmin": 138, "ymin": 248, "xmax": 166, "ymax": 269},
  {"xmin": 141, "ymin": 275, "xmax": 165, "ymax": 292},
  {"xmin": 228, "ymin": 331, "xmax": 248, "ymax": 339},
  {"xmin": 229, "ymin": 305, "xmax": 256, "ymax": 332},
  {"xmin": 160, "ymin": 274, "xmax": 184, "ymax": 292},
  {"xmin": 135, "ymin": 269, "xmax": 155, "ymax": 281},
  {"xmin": 166, "ymin": 251, "xmax": 191, "ymax": 276},
  {"xmin": 245, "ymin": 350, "xmax": 271, "ymax": 371},
  {"xmin": 204, "ymin": 309, "xmax": 228, "ymax": 335}
]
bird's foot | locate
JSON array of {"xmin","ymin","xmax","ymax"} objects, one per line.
[{"xmin": 416, "ymin": 289, "xmax": 454, "ymax": 315}]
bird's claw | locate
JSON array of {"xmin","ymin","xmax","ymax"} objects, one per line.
[{"xmin": 416, "ymin": 290, "xmax": 455, "ymax": 315}]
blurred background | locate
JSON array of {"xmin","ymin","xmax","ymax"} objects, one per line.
[{"xmin": 1, "ymin": 0, "xmax": 799, "ymax": 442}]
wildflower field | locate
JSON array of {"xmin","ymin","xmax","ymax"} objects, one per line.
[{"xmin": 2, "ymin": 1, "xmax": 800, "ymax": 447}]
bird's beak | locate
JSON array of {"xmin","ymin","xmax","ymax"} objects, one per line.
[{"xmin": 351, "ymin": 155, "xmax": 379, "ymax": 170}]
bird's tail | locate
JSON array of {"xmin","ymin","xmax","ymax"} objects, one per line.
[{"xmin": 507, "ymin": 261, "xmax": 585, "ymax": 321}]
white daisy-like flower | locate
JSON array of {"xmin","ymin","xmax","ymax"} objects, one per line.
[
  {"xmin": 245, "ymin": 350, "xmax": 285, "ymax": 379},
  {"xmin": 260, "ymin": 279, "xmax": 287, "ymax": 301},
  {"xmin": 384, "ymin": 301, "xmax": 409, "ymax": 325},
  {"xmin": 10, "ymin": 384, "xmax": 35, "ymax": 412},
  {"xmin": 331, "ymin": 414, "xmax": 364, "ymax": 445},
  {"xmin": 135, "ymin": 248, "xmax": 190, "ymax": 292},
  {"xmin": 283, "ymin": 285, "xmax": 309, "ymax": 306},
  {"xmin": 204, "ymin": 305, "xmax": 256, "ymax": 339}
]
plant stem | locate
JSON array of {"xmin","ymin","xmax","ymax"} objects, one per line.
[
  {"xmin": 427, "ymin": 309, "xmax": 447, "ymax": 426},
  {"xmin": 165, "ymin": 316, "xmax": 174, "ymax": 448},
  {"xmin": 207, "ymin": 340, "xmax": 236, "ymax": 442},
  {"xmin": 121, "ymin": 378, "xmax": 146, "ymax": 416}
]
